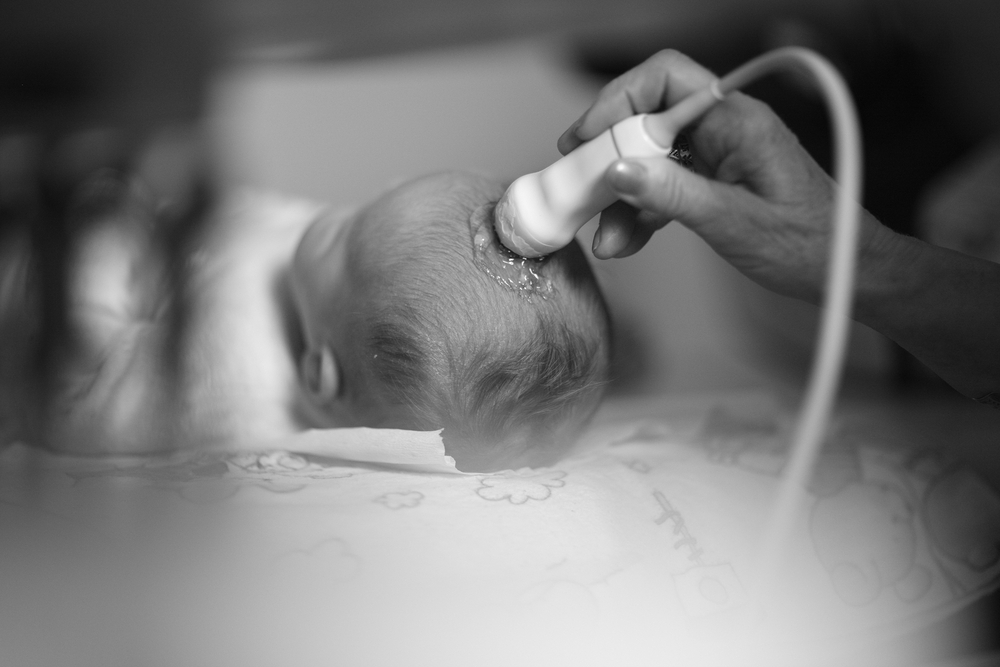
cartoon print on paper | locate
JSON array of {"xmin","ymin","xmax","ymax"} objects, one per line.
[
  {"xmin": 653, "ymin": 490, "xmax": 704, "ymax": 565},
  {"xmin": 924, "ymin": 467, "xmax": 1000, "ymax": 571},
  {"xmin": 476, "ymin": 469, "xmax": 566, "ymax": 504},
  {"xmin": 673, "ymin": 563, "xmax": 747, "ymax": 618},
  {"xmin": 226, "ymin": 451, "xmax": 358, "ymax": 480},
  {"xmin": 653, "ymin": 489, "xmax": 748, "ymax": 617},
  {"xmin": 222, "ymin": 450, "xmax": 358, "ymax": 493},
  {"xmin": 807, "ymin": 436, "xmax": 1000, "ymax": 605},
  {"xmin": 698, "ymin": 407, "xmax": 873, "ymax": 502},
  {"xmin": 64, "ymin": 449, "xmax": 358, "ymax": 500},
  {"xmin": 921, "ymin": 466, "xmax": 1000, "ymax": 594},
  {"xmin": 810, "ymin": 480, "xmax": 932, "ymax": 606},
  {"xmin": 698, "ymin": 406, "xmax": 789, "ymax": 476},
  {"xmin": 375, "ymin": 491, "xmax": 424, "ymax": 509}
]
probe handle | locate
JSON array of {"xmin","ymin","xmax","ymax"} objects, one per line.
[{"xmin": 496, "ymin": 114, "xmax": 676, "ymax": 257}]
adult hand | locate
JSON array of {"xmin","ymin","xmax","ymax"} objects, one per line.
[{"xmin": 558, "ymin": 49, "xmax": 889, "ymax": 304}]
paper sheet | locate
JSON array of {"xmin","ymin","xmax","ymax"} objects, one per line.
[
  {"xmin": 2, "ymin": 394, "xmax": 999, "ymax": 667},
  {"xmin": 251, "ymin": 426, "xmax": 462, "ymax": 473}
]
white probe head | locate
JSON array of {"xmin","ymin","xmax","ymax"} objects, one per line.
[
  {"xmin": 494, "ymin": 84, "xmax": 725, "ymax": 258},
  {"xmin": 493, "ymin": 173, "xmax": 578, "ymax": 258},
  {"xmin": 494, "ymin": 113, "xmax": 675, "ymax": 258}
]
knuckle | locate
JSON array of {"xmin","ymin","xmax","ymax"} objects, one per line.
[
  {"xmin": 633, "ymin": 50, "xmax": 690, "ymax": 109},
  {"xmin": 650, "ymin": 49, "xmax": 683, "ymax": 68},
  {"xmin": 728, "ymin": 95, "xmax": 788, "ymax": 142},
  {"xmin": 649, "ymin": 160, "xmax": 685, "ymax": 211}
]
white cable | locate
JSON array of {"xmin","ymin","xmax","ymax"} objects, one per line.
[
  {"xmin": 651, "ymin": 47, "xmax": 864, "ymax": 603},
  {"xmin": 500, "ymin": 46, "xmax": 863, "ymax": 607},
  {"xmin": 721, "ymin": 48, "xmax": 864, "ymax": 604}
]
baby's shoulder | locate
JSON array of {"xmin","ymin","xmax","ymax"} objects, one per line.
[
  {"xmin": 180, "ymin": 189, "xmax": 325, "ymax": 445},
  {"xmin": 212, "ymin": 189, "xmax": 327, "ymax": 245}
]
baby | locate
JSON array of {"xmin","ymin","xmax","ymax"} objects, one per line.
[
  {"xmin": 286, "ymin": 172, "xmax": 611, "ymax": 469},
  {"xmin": 21, "ymin": 171, "xmax": 611, "ymax": 471}
]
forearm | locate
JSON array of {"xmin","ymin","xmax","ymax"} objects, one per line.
[{"xmin": 854, "ymin": 222, "xmax": 1000, "ymax": 400}]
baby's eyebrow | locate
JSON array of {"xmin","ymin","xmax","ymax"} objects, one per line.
[{"xmin": 468, "ymin": 203, "xmax": 554, "ymax": 301}]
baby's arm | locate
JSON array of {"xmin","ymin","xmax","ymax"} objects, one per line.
[{"xmin": 48, "ymin": 205, "xmax": 179, "ymax": 453}]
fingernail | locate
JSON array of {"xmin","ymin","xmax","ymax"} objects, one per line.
[
  {"xmin": 558, "ymin": 119, "xmax": 582, "ymax": 148},
  {"xmin": 608, "ymin": 160, "xmax": 646, "ymax": 195},
  {"xmin": 592, "ymin": 225, "xmax": 603, "ymax": 254}
]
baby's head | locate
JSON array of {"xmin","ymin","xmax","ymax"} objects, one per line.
[{"xmin": 290, "ymin": 172, "xmax": 610, "ymax": 471}]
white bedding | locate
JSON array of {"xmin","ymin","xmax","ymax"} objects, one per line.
[{"xmin": 2, "ymin": 392, "xmax": 998, "ymax": 667}]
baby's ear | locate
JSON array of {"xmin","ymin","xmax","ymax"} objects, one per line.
[{"xmin": 300, "ymin": 344, "xmax": 339, "ymax": 404}]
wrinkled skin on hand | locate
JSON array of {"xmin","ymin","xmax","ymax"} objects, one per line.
[{"xmin": 558, "ymin": 49, "xmax": 889, "ymax": 305}]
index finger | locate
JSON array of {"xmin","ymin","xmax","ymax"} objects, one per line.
[{"xmin": 557, "ymin": 50, "xmax": 718, "ymax": 155}]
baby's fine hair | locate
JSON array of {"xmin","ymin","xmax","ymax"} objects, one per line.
[{"xmin": 355, "ymin": 180, "xmax": 610, "ymax": 469}]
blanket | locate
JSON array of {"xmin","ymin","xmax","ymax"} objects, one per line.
[{"xmin": 2, "ymin": 393, "xmax": 998, "ymax": 667}]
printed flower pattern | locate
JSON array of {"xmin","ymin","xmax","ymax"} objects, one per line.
[
  {"xmin": 66, "ymin": 450, "xmax": 358, "ymax": 501},
  {"xmin": 230, "ymin": 451, "xmax": 312, "ymax": 472},
  {"xmin": 375, "ymin": 491, "xmax": 424, "ymax": 509},
  {"xmin": 226, "ymin": 451, "xmax": 356, "ymax": 479},
  {"xmin": 476, "ymin": 469, "xmax": 566, "ymax": 504}
]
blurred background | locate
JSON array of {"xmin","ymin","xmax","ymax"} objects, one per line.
[{"xmin": 3, "ymin": 0, "xmax": 1000, "ymax": 407}]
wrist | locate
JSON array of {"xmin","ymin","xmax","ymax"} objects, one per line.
[
  {"xmin": 851, "ymin": 217, "xmax": 921, "ymax": 326},
  {"xmin": 852, "ymin": 223, "xmax": 1000, "ymax": 398}
]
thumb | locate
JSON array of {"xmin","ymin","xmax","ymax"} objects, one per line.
[{"xmin": 606, "ymin": 157, "xmax": 729, "ymax": 230}]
